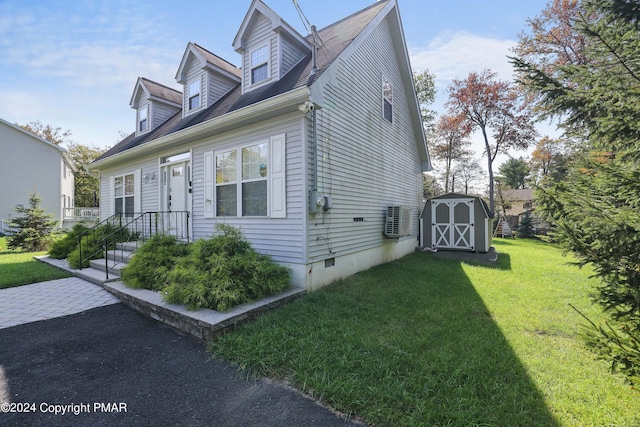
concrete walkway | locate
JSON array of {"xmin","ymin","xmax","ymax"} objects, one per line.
[{"xmin": 0, "ymin": 278, "xmax": 120, "ymax": 329}]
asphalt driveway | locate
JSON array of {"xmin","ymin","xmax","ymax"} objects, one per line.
[{"xmin": 0, "ymin": 303, "xmax": 363, "ymax": 426}]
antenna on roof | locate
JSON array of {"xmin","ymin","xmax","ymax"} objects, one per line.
[{"xmin": 293, "ymin": 0, "xmax": 320, "ymax": 76}]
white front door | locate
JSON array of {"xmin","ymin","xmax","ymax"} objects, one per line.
[
  {"xmin": 431, "ymin": 199, "xmax": 475, "ymax": 251},
  {"xmin": 161, "ymin": 160, "xmax": 190, "ymax": 239}
]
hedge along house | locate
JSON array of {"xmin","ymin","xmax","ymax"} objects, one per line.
[
  {"xmin": 88, "ymin": 0, "xmax": 431, "ymax": 290},
  {"xmin": 420, "ymin": 193, "xmax": 493, "ymax": 253}
]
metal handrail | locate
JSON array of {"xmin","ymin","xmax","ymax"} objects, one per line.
[
  {"xmin": 78, "ymin": 213, "xmax": 128, "ymax": 270},
  {"xmin": 101, "ymin": 211, "xmax": 190, "ymax": 279}
]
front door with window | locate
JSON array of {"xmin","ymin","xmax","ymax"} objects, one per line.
[{"xmin": 161, "ymin": 160, "xmax": 191, "ymax": 239}]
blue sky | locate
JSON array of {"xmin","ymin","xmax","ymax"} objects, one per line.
[{"xmin": 0, "ymin": 0, "xmax": 550, "ymax": 165}]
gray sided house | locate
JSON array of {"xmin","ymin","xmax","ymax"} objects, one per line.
[
  {"xmin": 89, "ymin": 0, "xmax": 431, "ymax": 290},
  {"xmin": 420, "ymin": 193, "xmax": 493, "ymax": 253},
  {"xmin": 0, "ymin": 117, "xmax": 75, "ymax": 231}
]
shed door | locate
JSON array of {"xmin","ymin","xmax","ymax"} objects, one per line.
[{"xmin": 432, "ymin": 199, "xmax": 475, "ymax": 250}]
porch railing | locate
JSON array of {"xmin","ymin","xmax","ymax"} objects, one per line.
[
  {"xmin": 63, "ymin": 207, "xmax": 101, "ymax": 221},
  {"xmin": 78, "ymin": 211, "xmax": 190, "ymax": 279}
]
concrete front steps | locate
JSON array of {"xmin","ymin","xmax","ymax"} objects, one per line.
[{"xmin": 75, "ymin": 241, "xmax": 140, "ymax": 286}]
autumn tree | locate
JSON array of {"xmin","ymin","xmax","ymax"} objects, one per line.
[
  {"xmin": 529, "ymin": 136, "xmax": 572, "ymax": 185},
  {"xmin": 18, "ymin": 120, "xmax": 72, "ymax": 146},
  {"xmin": 446, "ymin": 69, "xmax": 537, "ymax": 216},
  {"xmin": 512, "ymin": 0, "xmax": 593, "ymax": 107},
  {"xmin": 431, "ymin": 113, "xmax": 472, "ymax": 193},
  {"xmin": 498, "ymin": 157, "xmax": 530, "ymax": 189},
  {"xmin": 413, "ymin": 69, "xmax": 437, "ymax": 134},
  {"xmin": 513, "ymin": 0, "xmax": 640, "ymax": 382}
]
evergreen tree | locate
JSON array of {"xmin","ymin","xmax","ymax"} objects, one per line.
[
  {"xmin": 513, "ymin": 0, "xmax": 640, "ymax": 382},
  {"xmin": 498, "ymin": 157, "xmax": 530, "ymax": 189},
  {"xmin": 517, "ymin": 212, "xmax": 535, "ymax": 239},
  {"xmin": 8, "ymin": 192, "xmax": 58, "ymax": 252}
]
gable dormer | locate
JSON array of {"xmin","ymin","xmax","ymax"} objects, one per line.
[
  {"xmin": 233, "ymin": 0, "xmax": 311, "ymax": 94},
  {"xmin": 175, "ymin": 42, "xmax": 242, "ymax": 119},
  {"xmin": 129, "ymin": 77, "xmax": 182, "ymax": 137}
]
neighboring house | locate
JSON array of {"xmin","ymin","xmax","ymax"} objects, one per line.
[
  {"xmin": 497, "ymin": 188, "xmax": 550, "ymax": 233},
  {"xmin": 0, "ymin": 117, "xmax": 75, "ymax": 231},
  {"xmin": 497, "ymin": 188, "xmax": 533, "ymax": 229},
  {"xmin": 88, "ymin": 0, "xmax": 430, "ymax": 290}
]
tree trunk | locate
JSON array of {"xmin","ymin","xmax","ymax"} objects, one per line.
[{"xmin": 480, "ymin": 126, "xmax": 495, "ymax": 216}]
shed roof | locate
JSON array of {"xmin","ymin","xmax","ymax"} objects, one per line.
[{"xmin": 425, "ymin": 193, "xmax": 493, "ymax": 219}]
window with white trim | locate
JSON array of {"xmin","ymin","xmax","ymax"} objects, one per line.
[
  {"xmin": 114, "ymin": 173, "xmax": 135, "ymax": 216},
  {"xmin": 139, "ymin": 106, "xmax": 148, "ymax": 132},
  {"xmin": 188, "ymin": 80, "xmax": 201, "ymax": 110},
  {"xmin": 215, "ymin": 141, "xmax": 268, "ymax": 216},
  {"xmin": 250, "ymin": 45, "xmax": 269, "ymax": 85},
  {"xmin": 383, "ymin": 78, "xmax": 393, "ymax": 123},
  {"xmin": 204, "ymin": 135, "xmax": 285, "ymax": 219}
]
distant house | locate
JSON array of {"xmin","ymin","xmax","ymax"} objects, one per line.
[
  {"xmin": 498, "ymin": 188, "xmax": 549, "ymax": 233},
  {"xmin": 88, "ymin": 0, "xmax": 430, "ymax": 290},
  {"xmin": 0, "ymin": 117, "xmax": 75, "ymax": 232}
]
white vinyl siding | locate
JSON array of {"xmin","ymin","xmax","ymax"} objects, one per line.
[
  {"xmin": 207, "ymin": 70, "xmax": 237, "ymax": 107},
  {"xmin": 280, "ymin": 34, "xmax": 307, "ymax": 77},
  {"xmin": 193, "ymin": 118, "xmax": 303, "ymax": 264},
  {"xmin": 152, "ymin": 102, "xmax": 180, "ymax": 129},
  {"xmin": 307, "ymin": 17, "xmax": 423, "ymax": 263},
  {"xmin": 0, "ymin": 121, "xmax": 70, "ymax": 225}
]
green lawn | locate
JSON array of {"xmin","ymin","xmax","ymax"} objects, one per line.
[
  {"xmin": 0, "ymin": 237, "xmax": 72, "ymax": 289},
  {"xmin": 210, "ymin": 238, "xmax": 639, "ymax": 426}
]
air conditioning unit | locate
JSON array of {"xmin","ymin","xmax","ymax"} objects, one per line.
[{"xmin": 384, "ymin": 206, "xmax": 411, "ymax": 238}]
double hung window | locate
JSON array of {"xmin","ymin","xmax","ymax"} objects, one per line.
[
  {"xmin": 139, "ymin": 106, "xmax": 148, "ymax": 132},
  {"xmin": 383, "ymin": 78, "xmax": 393, "ymax": 123},
  {"xmin": 114, "ymin": 173, "xmax": 135, "ymax": 216},
  {"xmin": 250, "ymin": 45, "xmax": 269, "ymax": 85},
  {"xmin": 215, "ymin": 142, "xmax": 268, "ymax": 216},
  {"xmin": 189, "ymin": 80, "xmax": 201, "ymax": 110}
]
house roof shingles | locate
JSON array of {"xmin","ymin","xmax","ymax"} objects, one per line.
[
  {"xmin": 140, "ymin": 78, "xmax": 182, "ymax": 105},
  {"xmin": 192, "ymin": 43, "xmax": 242, "ymax": 78},
  {"xmin": 96, "ymin": 0, "xmax": 389, "ymax": 162}
]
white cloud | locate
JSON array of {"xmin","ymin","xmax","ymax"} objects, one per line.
[
  {"xmin": 0, "ymin": 1, "xmax": 182, "ymax": 90},
  {"xmin": 408, "ymin": 31, "xmax": 533, "ymax": 174},
  {"xmin": 409, "ymin": 31, "xmax": 516, "ymax": 90}
]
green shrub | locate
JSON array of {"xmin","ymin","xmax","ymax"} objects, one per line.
[
  {"xmin": 49, "ymin": 223, "xmax": 91, "ymax": 259},
  {"xmin": 164, "ymin": 224, "xmax": 290, "ymax": 311},
  {"xmin": 122, "ymin": 234, "xmax": 189, "ymax": 291},
  {"xmin": 67, "ymin": 223, "xmax": 135, "ymax": 268}
]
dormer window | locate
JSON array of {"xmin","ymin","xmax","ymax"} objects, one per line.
[
  {"xmin": 250, "ymin": 45, "xmax": 269, "ymax": 84},
  {"xmin": 189, "ymin": 80, "xmax": 201, "ymax": 110},
  {"xmin": 383, "ymin": 78, "xmax": 393, "ymax": 123},
  {"xmin": 139, "ymin": 106, "xmax": 148, "ymax": 132}
]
